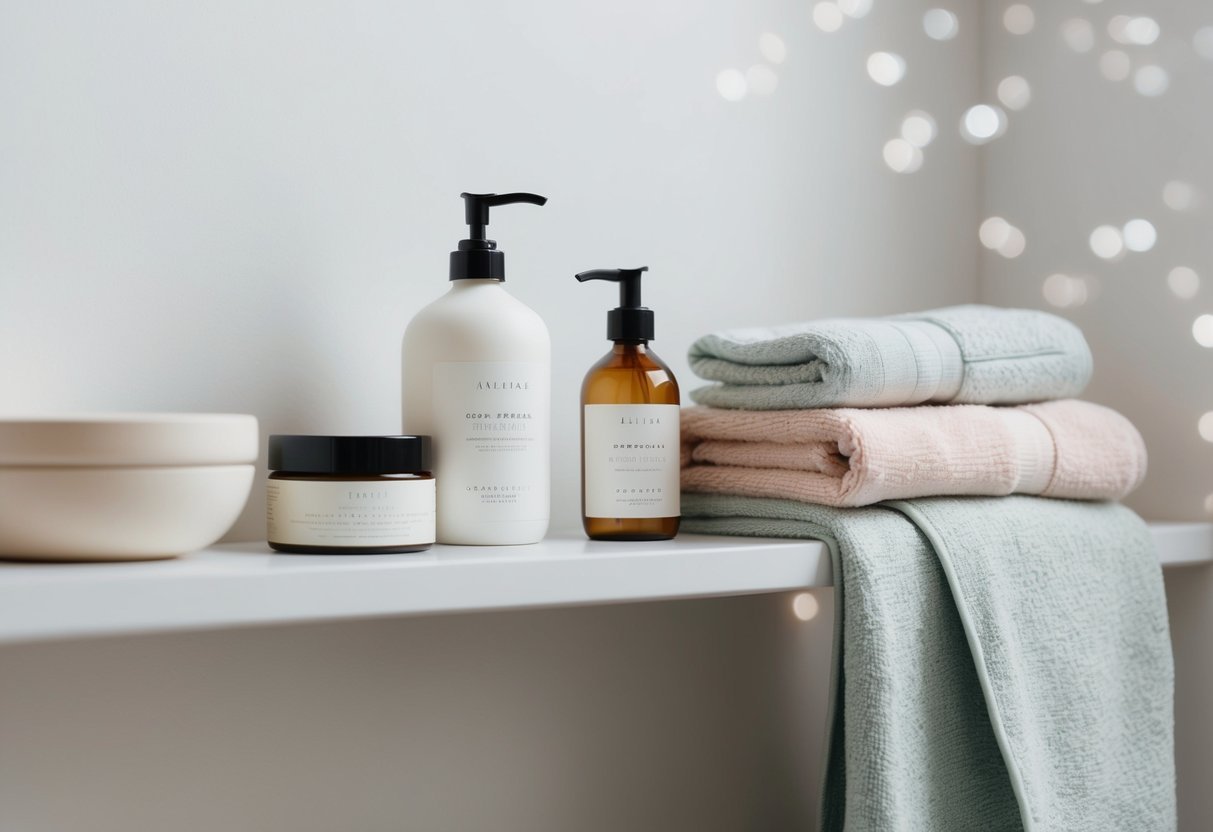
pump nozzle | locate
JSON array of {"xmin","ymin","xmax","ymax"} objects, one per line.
[
  {"xmin": 451, "ymin": 192, "xmax": 548, "ymax": 281},
  {"xmin": 575, "ymin": 266, "xmax": 655, "ymax": 342},
  {"xmin": 460, "ymin": 192, "xmax": 548, "ymax": 242}
]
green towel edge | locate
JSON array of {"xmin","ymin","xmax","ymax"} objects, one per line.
[{"xmin": 884, "ymin": 499, "xmax": 1035, "ymax": 832}]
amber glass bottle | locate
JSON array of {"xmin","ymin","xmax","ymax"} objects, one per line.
[{"xmin": 576, "ymin": 267, "xmax": 681, "ymax": 541}]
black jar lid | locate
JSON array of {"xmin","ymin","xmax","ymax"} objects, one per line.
[{"xmin": 268, "ymin": 435, "xmax": 431, "ymax": 474}]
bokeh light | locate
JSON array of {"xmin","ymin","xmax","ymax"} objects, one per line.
[
  {"xmin": 997, "ymin": 76, "xmax": 1031, "ymax": 111},
  {"xmin": 1193, "ymin": 315, "xmax": 1213, "ymax": 348},
  {"xmin": 759, "ymin": 33, "xmax": 787, "ymax": 64},
  {"xmin": 1134, "ymin": 65, "xmax": 1169, "ymax": 97},
  {"xmin": 1003, "ymin": 4, "xmax": 1035, "ymax": 35},
  {"xmin": 1062, "ymin": 18, "xmax": 1095, "ymax": 53},
  {"xmin": 1126, "ymin": 17, "xmax": 1160, "ymax": 45},
  {"xmin": 1168, "ymin": 267, "xmax": 1200, "ymax": 300},
  {"xmin": 1195, "ymin": 27, "xmax": 1213, "ymax": 61},
  {"xmin": 813, "ymin": 2, "xmax": 844, "ymax": 33},
  {"xmin": 746, "ymin": 64, "xmax": 779, "ymax": 96},
  {"xmin": 716, "ymin": 69, "xmax": 748, "ymax": 101},
  {"xmin": 960, "ymin": 104, "xmax": 1006, "ymax": 144},
  {"xmin": 792, "ymin": 592, "xmax": 821, "ymax": 621},
  {"xmin": 838, "ymin": 0, "xmax": 873, "ymax": 19},
  {"xmin": 978, "ymin": 217, "xmax": 1026, "ymax": 258},
  {"xmin": 923, "ymin": 8, "xmax": 959, "ymax": 41},
  {"xmin": 867, "ymin": 52, "xmax": 906, "ymax": 86},
  {"xmin": 979, "ymin": 217, "xmax": 1012, "ymax": 250},
  {"xmin": 1163, "ymin": 181, "xmax": 1199, "ymax": 212},
  {"xmin": 1089, "ymin": 225, "xmax": 1124, "ymax": 260},
  {"xmin": 1110, "ymin": 16, "xmax": 1160, "ymax": 46},
  {"xmin": 901, "ymin": 111, "xmax": 937, "ymax": 147},
  {"xmin": 1099, "ymin": 51, "xmax": 1131, "ymax": 81},
  {"xmin": 997, "ymin": 227, "xmax": 1026, "ymax": 259},
  {"xmin": 883, "ymin": 138, "xmax": 924, "ymax": 173},
  {"xmin": 1042, "ymin": 273, "xmax": 1090, "ymax": 308},
  {"xmin": 1199, "ymin": 412, "xmax": 1213, "ymax": 442},
  {"xmin": 1122, "ymin": 219, "xmax": 1157, "ymax": 252}
]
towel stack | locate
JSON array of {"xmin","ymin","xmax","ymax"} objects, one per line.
[
  {"xmin": 679, "ymin": 305, "xmax": 1175, "ymax": 831},
  {"xmin": 681, "ymin": 304, "xmax": 1147, "ymax": 507}
]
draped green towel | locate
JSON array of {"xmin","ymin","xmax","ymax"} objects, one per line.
[
  {"xmin": 682, "ymin": 493, "xmax": 1175, "ymax": 831},
  {"xmin": 688, "ymin": 305, "xmax": 1093, "ymax": 409}
]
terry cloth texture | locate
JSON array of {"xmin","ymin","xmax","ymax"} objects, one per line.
[
  {"xmin": 680, "ymin": 493, "xmax": 1175, "ymax": 832},
  {"xmin": 680, "ymin": 399, "xmax": 1147, "ymax": 507},
  {"xmin": 688, "ymin": 304, "xmax": 1093, "ymax": 410}
]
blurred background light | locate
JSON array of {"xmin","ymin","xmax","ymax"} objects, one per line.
[
  {"xmin": 1003, "ymin": 4, "xmax": 1035, "ymax": 35},
  {"xmin": 960, "ymin": 104, "xmax": 1006, "ymax": 143},
  {"xmin": 1043, "ymin": 273, "xmax": 1090, "ymax": 308},
  {"xmin": 837, "ymin": 0, "xmax": 873, "ymax": 20},
  {"xmin": 923, "ymin": 8, "xmax": 960, "ymax": 41},
  {"xmin": 1089, "ymin": 225, "xmax": 1125, "ymax": 260},
  {"xmin": 1193, "ymin": 315, "xmax": 1213, "ymax": 348},
  {"xmin": 745, "ymin": 64, "xmax": 779, "ymax": 96},
  {"xmin": 759, "ymin": 33, "xmax": 787, "ymax": 64},
  {"xmin": 1062, "ymin": 18, "xmax": 1095, "ymax": 53},
  {"xmin": 1134, "ymin": 65, "xmax": 1169, "ymax": 97},
  {"xmin": 867, "ymin": 52, "xmax": 907, "ymax": 86},
  {"xmin": 997, "ymin": 76, "xmax": 1031, "ymax": 110},
  {"xmin": 901, "ymin": 111, "xmax": 937, "ymax": 147},
  {"xmin": 1122, "ymin": 219, "xmax": 1157, "ymax": 252},
  {"xmin": 1163, "ymin": 180, "xmax": 1199, "ymax": 212},
  {"xmin": 813, "ymin": 2, "xmax": 844, "ymax": 33},
  {"xmin": 883, "ymin": 138, "xmax": 925, "ymax": 173},
  {"xmin": 716, "ymin": 69, "xmax": 748, "ymax": 101},
  {"xmin": 1168, "ymin": 267, "xmax": 1200, "ymax": 300}
]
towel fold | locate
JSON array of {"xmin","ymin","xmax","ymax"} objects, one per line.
[
  {"xmin": 681, "ymin": 493, "xmax": 1175, "ymax": 831},
  {"xmin": 681, "ymin": 399, "xmax": 1147, "ymax": 507},
  {"xmin": 689, "ymin": 304, "xmax": 1093, "ymax": 409}
]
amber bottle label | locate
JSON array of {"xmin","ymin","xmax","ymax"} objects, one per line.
[{"xmin": 583, "ymin": 404, "xmax": 680, "ymax": 519}]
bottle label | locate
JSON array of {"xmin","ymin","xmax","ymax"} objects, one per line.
[
  {"xmin": 432, "ymin": 361, "xmax": 550, "ymax": 523},
  {"xmin": 266, "ymin": 478, "xmax": 435, "ymax": 547},
  {"xmin": 583, "ymin": 404, "xmax": 681, "ymax": 519}
]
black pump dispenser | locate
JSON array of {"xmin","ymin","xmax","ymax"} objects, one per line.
[
  {"xmin": 450, "ymin": 192, "xmax": 547, "ymax": 281},
  {"xmin": 575, "ymin": 266, "xmax": 655, "ymax": 342}
]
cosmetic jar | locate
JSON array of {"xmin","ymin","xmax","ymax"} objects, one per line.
[{"xmin": 267, "ymin": 435, "xmax": 435, "ymax": 554}]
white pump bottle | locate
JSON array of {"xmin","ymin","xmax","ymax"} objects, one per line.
[{"xmin": 402, "ymin": 193, "xmax": 550, "ymax": 545}]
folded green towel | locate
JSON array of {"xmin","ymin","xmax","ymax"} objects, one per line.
[
  {"xmin": 682, "ymin": 493, "xmax": 1174, "ymax": 831},
  {"xmin": 689, "ymin": 304, "xmax": 1093, "ymax": 409}
]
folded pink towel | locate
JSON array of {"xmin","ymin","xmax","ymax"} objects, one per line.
[{"xmin": 681, "ymin": 400, "xmax": 1147, "ymax": 507}]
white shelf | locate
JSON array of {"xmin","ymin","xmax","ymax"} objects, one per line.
[
  {"xmin": 0, "ymin": 533, "xmax": 831, "ymax": 645},
  {"xmin": 1144, "ymin": 522, "xmax": 1213, "ymax": 566},
  {"xmin": 0, "ymin": 524, "xmax": 1207, "ymax": 645}
]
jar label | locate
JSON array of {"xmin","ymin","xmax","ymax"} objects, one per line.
[
  {"xmin": 583, "ymin": 404, "xmax": 680, "ymax": 519},
  {"xmin": 267, "ymin": 479, "xmax": 435, "ymax": 547},
  {"xmin": 432, "ymin": 361, "xmax": 550, "ymax": 524}
]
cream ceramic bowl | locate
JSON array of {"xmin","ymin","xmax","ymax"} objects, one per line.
[{"xmin": 0, "ymin": 414, "xmax": 258, "ymax": 561}]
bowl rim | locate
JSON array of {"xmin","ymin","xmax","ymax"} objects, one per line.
[{"xmin": 0, "ymin": 413, "xmax": 259, "ymax": 467}]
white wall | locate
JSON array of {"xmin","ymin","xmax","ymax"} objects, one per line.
[{"xmin": 0, "ymin": 0, "xmax": 979, "ymax": 538}]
